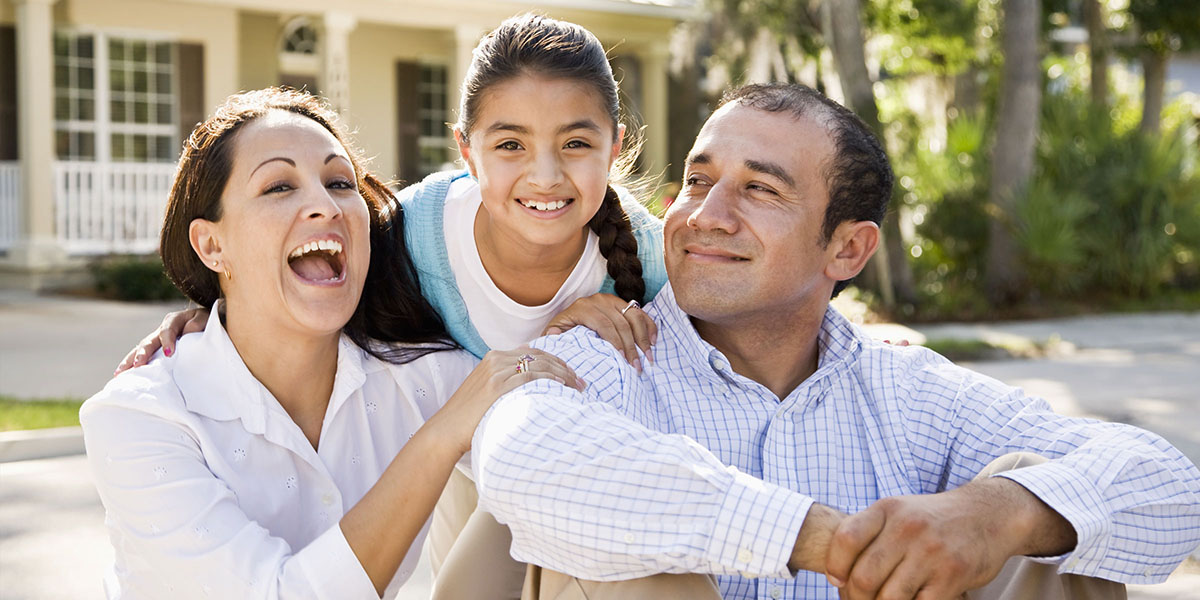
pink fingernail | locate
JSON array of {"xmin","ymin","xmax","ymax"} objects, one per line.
[
  {"xmin": 164, "ymin": 348, "xmax": 172, "ymax": 357},
  {"xmin": 633, "ymin": 358, "xmax": 642, "ymax": 373}
]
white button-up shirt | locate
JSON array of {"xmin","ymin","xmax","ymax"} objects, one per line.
[
  {"xmin": 81, "ymin": 306, "xmax": 476, "ymax": 599},
  {"xmin": 472, "ymin": 283, "xmax": 1200, "ymax": 599}
]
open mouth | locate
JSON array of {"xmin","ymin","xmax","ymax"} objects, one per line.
[
  {"xmin": 287, "ymin": 238, "xmax": 346, "ymax": 284},
  {"xmin": 516, "ymin": 197, "xmax": 574, "ymax": 212}
]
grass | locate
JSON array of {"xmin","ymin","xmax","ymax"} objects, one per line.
[{"xmin": 0, "ymin": 396, "xmax": 84, "ymax": 432}]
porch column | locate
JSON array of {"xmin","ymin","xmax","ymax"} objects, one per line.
[
  {"xmin": 450, "ymin": 25, "xmax": 482, "ymax": 128},
  {"xmin": 321, "ymin": 11, "xmax": 356, "ymax": 113},
  {"xmin": 11, "ymin": 0, "xmax": 64, "ymax": 272},
  {"xmin": 638, "ymin": 41, "xmax": 670, "ymax": 180}
]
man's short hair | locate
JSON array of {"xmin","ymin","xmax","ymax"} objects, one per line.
[{"xmin": 718, "ymin": 83, "xmax": 894, "ymax": 296}]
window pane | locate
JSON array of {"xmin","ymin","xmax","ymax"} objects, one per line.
[
  {"xmin": 131, "ymin": 41, "xmax": 147, "ymax": 63},
  {"xmin": 77, "ymin": 132, "xmax": 95, "ymax": 160},
  {"xmin": 79, "ymin": 66, "xmax": 94, "ymax": 90},
  {"xmin": 55, "ymin": 64, "xmax": 70, "ymax": 88},
  {"xmin": 133, "ymin": 70, "xmax": 148, "ymax": 92},
  {"xmin": 77, "ymin": 36, "xmax": 94, "ymax": 59},
  {"xmin": 55, "ymin": 96, "xmax": 70, "ymax": 120},
  {"xmin": 132, "ymin": 135, "xmax": 148, "ymax": 160},
  {"xmin": 155, "ymin": 43, "xmax": 171, "ymax": 65},
  {"xmin": 110, "ymin": 39, "xmax": 125, "ymax": 62},
  {"xmin": 133, "ymin": 101, "xmax": 148, "ymax": 123},
  {"xmin": 112, "ymin": 134, "xmax": 127, "ymax": 160},
  {"xmin": 155, "ymin": 136, "xmax": 174, "ymax": 161},
  {"xmin": 78, "ymin": 97, "xmax": 94, "ymax": 121},
  {"xmin": 155, "ymin": 72, "xmax": 170, "ymax": 94},
  {"xmin": 156, "ymin": 102, "xmax": 171, "ymax": 124},
  {"xmin": 110, "ymin": 68, "xmax": 126, "ymax": 91},
  {"xmin": 54, "ymin": 35, "xmax": 70, "ymax": 58},
  {"xmin": 56, "ymin": 131, "xmax": 70, "ymax": 158},
  {"xmin": 111, "ymin": 100, "xmax": 126, "ymax": 123}
]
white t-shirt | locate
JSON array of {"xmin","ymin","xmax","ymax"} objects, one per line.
[{"xmin": 443, "ymin": 177, "xmax": 608, "ymax": 351}]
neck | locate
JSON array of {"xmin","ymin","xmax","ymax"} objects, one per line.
[
  {"xmin": 693, "ymin": 303, "xmax": 829, "ymax": 400},
  {"xmin": 474, "ymin": 204, "xmax": 589, "ymax": 306},
  {"xmin": 223, "ymin": 304, "xmax": 339, "ymax": 449}
]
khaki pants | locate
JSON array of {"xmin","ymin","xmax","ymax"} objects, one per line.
[{"xmin": 521, "ymin": 453, "xmax": 1128, "ymax": 600}]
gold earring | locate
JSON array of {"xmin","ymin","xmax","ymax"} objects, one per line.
[{"xmin": 223, "ymin": 265, "xmax": 232, "ymax": 281}]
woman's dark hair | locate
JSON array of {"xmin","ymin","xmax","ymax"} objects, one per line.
[
  {"xmin": 458, "ymin": 13, "xmax": 647, "ymax": 303},
  {"xmin": 159, "ymin": 87, "xmax": 457, "ymax": 363}
]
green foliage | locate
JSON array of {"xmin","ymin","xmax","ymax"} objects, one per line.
[
  {"xmin": 91, "ymin": 255, "xmax": 184, "ymax": 302},
  {"xmin": 867, "ymin": 0, "xmax": 982, "ymax": 75},
  {"xmin": 0, "ymin": 396, "xmax": 83, "ymax": 431}
]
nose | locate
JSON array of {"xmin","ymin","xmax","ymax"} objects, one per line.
[
  {"xmin": 527, "ymin": 149, "xmax": 564, "ymax": 190},
  {"xmin": 685, "ymin": 180, "xmax": 738, "ymax": 234},
  {"xmin": 302, "ymin": 182, "xmax": 344, "ymax": 221}
]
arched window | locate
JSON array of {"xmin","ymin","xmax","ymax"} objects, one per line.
[
  {"xmin": 281, "ymin": 18, "xmax": 318, "ymax": 55},
  {"xmin": 278, "ymin": 17, "xmax": 319, "ymax": 91}
]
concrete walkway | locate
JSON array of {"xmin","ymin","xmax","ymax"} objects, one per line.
[{"xmin": 1, "ymin": 292, "xmax": 1197, "ymax": 598}]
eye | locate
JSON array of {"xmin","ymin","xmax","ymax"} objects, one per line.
[
  {"xmin": 684, "ymin": 176, "xmax": 710, "ymax": 188},
  {"xmin": 264, "ymin": 181, "xmax": 293, "ymax": 194},
  {"xmin": 496, "ymin": 140, "xmax": 521, "ymax": 151},
  {"xmin": 327, "ymin": 177, "xmax": 356, "ymax": 191},
  {"xmin": 564, "ymin": 139, "xmax": 592, "ymax": 150},
  {"xmin": 747, "ymin": 182, "xmax": 778, "ymax": 195}
]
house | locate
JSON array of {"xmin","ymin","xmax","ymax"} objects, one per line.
[{"xmin": 0, "ymin": 0, "xmax": 694, "ymax": 289}]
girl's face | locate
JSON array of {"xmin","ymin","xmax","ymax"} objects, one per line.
[
  {"xmin": 190, "ymin": 110, "xmax": 371, "ymax": 338},
  {"xmin": 457, "ymin": 74, "xmax": 624, "ymax": 250}
]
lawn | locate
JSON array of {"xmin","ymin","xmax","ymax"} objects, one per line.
[{"xmin": 0, "ymin": 396, "xmax": 84, "ymax": 432}]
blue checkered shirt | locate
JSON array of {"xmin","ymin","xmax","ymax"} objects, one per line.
[{"xmin": 472, "ymin": 283, "xmax": 1200, "ymax": 599}]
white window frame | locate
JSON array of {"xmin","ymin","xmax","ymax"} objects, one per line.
[
  {"xmin": 417, "ymin": 60, "xmax": 454, "ymax": 175},
  {"xmin": 53, "ymin": 27, "xmax": 179, "ymax": 164}
]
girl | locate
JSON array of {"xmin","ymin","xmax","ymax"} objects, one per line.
[
  {"xmin": 82, "ymin": 88, "xmax": 579, "ymax": 599},
  {"xmin": 117, "ymin": 14, "xmax": 669, "ymax": 598}
]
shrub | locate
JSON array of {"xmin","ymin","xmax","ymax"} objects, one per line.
[{"xmin": 91, "ymin": 255, "xmax": 183, "ymax": 302}]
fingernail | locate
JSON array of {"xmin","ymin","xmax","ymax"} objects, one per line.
[
  {"xmin": 827, "ymin": 575, "xmax": 844, "ymax": 588},
  {"xmin": 645, "ymin": 348, "xmax": 655, "ymax": 364},
  {"xmin": 576, "ymin": 377, "xmax": 587, "ymax": 390},
  {"xmin": 164, "ymin": 348, "xmax": 172, "ymax": 357},
  {"xmin": 112, "ymin": 369, "xmax": 119, "ymax": 377},
  {"xmin": 633, "ymin": 358, "xmax": 642, "ymax": 373}
]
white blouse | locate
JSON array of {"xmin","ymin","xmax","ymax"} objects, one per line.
[{"xmin": 80, "ymin": 306, "xmax": 476, "ymax": 599}]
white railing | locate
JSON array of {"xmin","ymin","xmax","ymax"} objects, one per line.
[
  {"xmin": 0, "ymin": 162, "xmax": 19, "ymax": 251},
  {"xmin": 54, "ymin": 161, "xmax": 177, "ymax": 255}
]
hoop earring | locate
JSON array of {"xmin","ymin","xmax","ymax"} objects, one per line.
[{"xmin": 213, "ymin": 260, "xmax": 231, "ymax": 281}]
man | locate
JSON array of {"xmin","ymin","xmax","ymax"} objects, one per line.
[{"xmin": 470, "ymin": 83, "xmax": 1200, "ymax": 599}]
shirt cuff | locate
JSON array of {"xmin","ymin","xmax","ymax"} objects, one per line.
[
  {"xmin": 704, "ymin": 469, "xmax": 812, "ymax": 579},
  {"xmin": 993, "ymin": 460, "xmax": 1111, "ymax": 575},
  {"xmin": 292, "ymin": 524, "xmax": 379, "ymax": 599}
]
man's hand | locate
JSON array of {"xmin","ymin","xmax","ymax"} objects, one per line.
[{"xmin": 824, "ymin": 478, "xmax": 1076, "ymax": 600}]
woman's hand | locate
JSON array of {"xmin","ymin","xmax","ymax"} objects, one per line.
[
  {"xmin": 435, "ymin": 347, "xmax": 584, "ymax": 455},
  {"xmin": 114, "ymin": 308, "xmax": 209, "ymax": 374},
  {"xmin": 543, "ymin": 294, "xmax": 657, "ymax": 372}
]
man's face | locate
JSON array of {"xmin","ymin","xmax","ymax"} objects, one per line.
[{"xmin": 664, "ymin": 102, "xmax": 840, "ymax": 327}]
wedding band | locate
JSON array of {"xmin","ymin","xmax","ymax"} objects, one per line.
[
  {"xmin": 515, "ymin": 353, "xmax": 535, "ymax": 374},
  {"xmin": 620, "ymin": 300, "xmax": 641, "ymax": 316}
]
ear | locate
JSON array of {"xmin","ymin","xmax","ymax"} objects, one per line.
[
  {"xmin": 823, "ymin": 220, "xmax": 880, "ymax": 283},
  {"xmin": 610, "ymin": 123, "xmax": 626, "ymax": 166},
  {"xmin": 189, "ymin": 218, "xmax": 224, "ymax": 275},
  {"xmin": 454, "ymin": 127, "xmax": 477, "ymax": 178}
]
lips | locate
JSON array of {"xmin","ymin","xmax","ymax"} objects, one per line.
[
  {"xmin": 287, "ymin": 237, "xmax": 346, "ymax": 283},
  {"xmin": 683, "ymin": 244, "xmax": 749, "ymax": 262}
]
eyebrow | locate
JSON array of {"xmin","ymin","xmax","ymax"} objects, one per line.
[
  {"xmin": 325, "ymin": 153, "xmax": 350, "ymax": 165},
  {"xmin": 558, "ymin": 119, "xmax": 602, "ymax": 135},
  {"xmin": 485, "ymin": 122, "xmax": 529, "ymax": 135},
  {"xmin": 684, "ymin": 152, "xmax": 710, "ymax": 167},
  {"xmin": 745, "ymin": 159, "xmax": 795, "ymax": 188},
  {"xmin": 249, "ymin": 157, "xmax": 295, "ymax": 179}
]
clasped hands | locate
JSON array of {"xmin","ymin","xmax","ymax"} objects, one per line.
[{"xmin": 795, "ymin": 477, "xmax": 1076, "ymax": 600}]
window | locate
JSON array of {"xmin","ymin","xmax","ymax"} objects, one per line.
[
  {"xmin": 418, "ymin": 63, "xmax": 453, "ymax": 175},
  {"xmin": 53, "ymin": 30, "xmax": 177, "ymax": 163}
]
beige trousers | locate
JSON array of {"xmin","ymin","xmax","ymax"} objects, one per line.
[{"xmin": 521, "ymin": 453, "xmax": 1128, "ymax": 600}]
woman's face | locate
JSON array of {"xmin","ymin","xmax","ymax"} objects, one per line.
[
  {"xmin": 458, "ymin": 74, "xmax": 624, "ymax": 250},
  {"xmin": 192, "ymin": 110, "xmax": 370, "ymax": 337}
]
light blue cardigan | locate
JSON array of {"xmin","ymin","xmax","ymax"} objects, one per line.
[{"xmin": 398, "ymin": 170, "xmax": 668, "ymax": 358}]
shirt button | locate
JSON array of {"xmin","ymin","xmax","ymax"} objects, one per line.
[
  {"xmin": 737, "ymin": 548, "xmax": 753, "ymax": 564},
  {"xmin": 1143, "ymin": 568, "xmax": 1152, "ymax": 577},
  {"xmin": 770, "ymin": 586, "xmax": 782, "ymax": 599},
  {"xmin": 713, "ymin": 359, "xmax": 727, "ymax": 371},
  {"xmin": 624, "ymin": 533, "xmax": 636, "ymax": 544},
  {"xmin": 321, "ymin": 493, "xmax": 335, "ymax": 506}
]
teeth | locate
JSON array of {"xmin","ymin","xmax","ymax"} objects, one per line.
[
  {"xmin": 288, "ymin": 239, "xmax": 343, "ymax": 259},
  {"xmin": 520, "ymin": 199, "xmax": 569, "ymax": 211}
]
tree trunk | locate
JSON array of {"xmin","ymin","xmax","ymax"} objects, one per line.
[
  {"xmin": 1083, "ymin": 0, "xmax": 1109, "ymax": 108},
  {"xmin": 825, "ymin": 0, "xmax": 917, "ymax": 306},
  {"xmin": 1140, "ymin": 49, "xmax": 1168, "ymax": 135},
  {"xmin": 985, "ymin": 0, "xmax": 1041, "ymax": 305}
]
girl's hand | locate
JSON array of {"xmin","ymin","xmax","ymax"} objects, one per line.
[
  {"xmin": 543, "ymin": 294, "xmax": 657, "ymax": 372},
  {"xmin": 114, "ymin": 308, "xmax": 209, "ymax": 374},
  {"xmin": 436, "ymin": 347, "xmax": 584, "ymax": 455}
]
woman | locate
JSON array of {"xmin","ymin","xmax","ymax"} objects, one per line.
[{"xmin": 81, "ymin": 88, "xmax": 579, "ymax": 599}]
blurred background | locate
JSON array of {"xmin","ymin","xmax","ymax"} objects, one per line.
[{"xmin": 1, "ymin": 0, "xmax": 1198, "ymax": 598}]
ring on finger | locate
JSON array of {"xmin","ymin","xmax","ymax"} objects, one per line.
[
  {"xmin": 620, "ymin": 299, "xmax": 641, "ymax": 316},
  {"xmin": 515, "ymin": 353, "xmax": 535, "ymax": 374}
]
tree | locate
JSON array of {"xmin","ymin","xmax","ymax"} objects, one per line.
[
  {"xmin": 1126, "ymin": 1, "xmax": 1200, "ymax": 134},
  {"xmin": 985, "ymin": 0, "xmax": 1041, "ymax": 304},
  {"xmin": 1082, "ymin": 0, "xmax": 1109, "ymax": 108}
]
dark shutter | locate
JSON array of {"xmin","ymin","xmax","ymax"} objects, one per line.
[
  {"xmin": 0, "ymin": 26, "xmax": 17, "ymax": 160},
  {"xmin": 176, "ymin": 42, "xmax": 204, "ymax": 151},
  {"xmin": 395, "ymin": 60, "xmax": 420, "ymax": 184}
]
